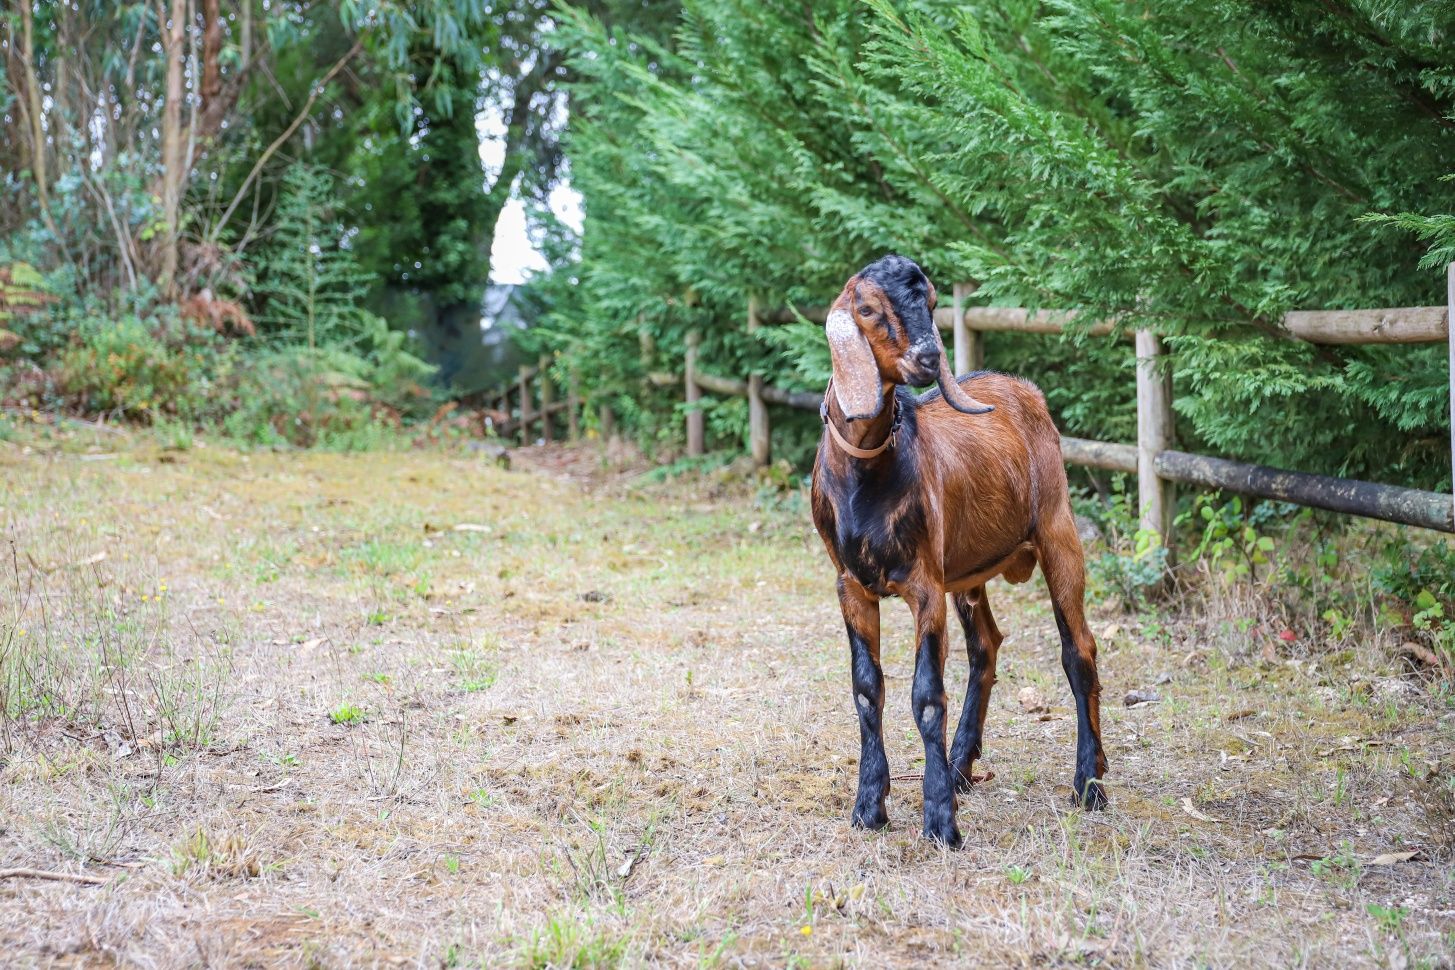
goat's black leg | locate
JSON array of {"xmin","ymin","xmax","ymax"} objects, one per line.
[
  {"xmin": 949, "ymin": 586, "xmax": 1003, "ymax": 794},
  {"xmin": 910, "ymin": 591, "xmax": 961, "ymax": 847},
  {"xmin": 838, "ymin": 576, "xmax": 889, "ymax": 830},
  {"xmin": 1037, "ymin": 515, "xmax": 1109, "ymax": 809}
]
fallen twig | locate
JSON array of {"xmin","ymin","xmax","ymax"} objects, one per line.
[{"xmin": 0, "ymin": 867, "xmax": 108, "ymax": 886}]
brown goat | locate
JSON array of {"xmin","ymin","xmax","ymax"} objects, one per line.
[{"xmin": 810, "ymin": 255, "xmax": 1107, "ymax": 848}]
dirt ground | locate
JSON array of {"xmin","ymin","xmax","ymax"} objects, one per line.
[{"xmin": 2, "ymin": 427, "xmax": 1453, "ymax": 968}]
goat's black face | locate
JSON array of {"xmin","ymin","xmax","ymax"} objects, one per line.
[
  {"xmin": 825, "ymin": 254, "xmax": 994, "ymax": 419},
  {"xmin": 859, "ymin": 255, "xmax": 941, "ymax": 385}
]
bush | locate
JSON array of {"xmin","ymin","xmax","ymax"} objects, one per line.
[
  {"xmin": 211, "ymin": 341, "xmax": 430, "ymax": 450},
  {"xmin": 54, "ymin": 313, "xmax": 232, "ymax": 421}
]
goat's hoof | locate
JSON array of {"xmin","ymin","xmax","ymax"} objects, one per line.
[
  {"xmin": 1072, "ymin": 777, "xmax": 1108, "ymax": 810},
  {"xmin": 851, "ymin": 803, "xmax": 889, "ymax": 831},
  {"xmin": 953, "ymin": 768, "xmax": 994, "ymax": 794},
  {"xmin": 921, "ymin": 817, "xmax": 963, "ymax": 849}
]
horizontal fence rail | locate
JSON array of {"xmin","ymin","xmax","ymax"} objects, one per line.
[
  {"xmin": 484, "ymin": 268, "xmax": 1455, "ymax": 539},
  {"xmin": 767, "ymin": 303, "xmax": 1451, "ymax": 344}
]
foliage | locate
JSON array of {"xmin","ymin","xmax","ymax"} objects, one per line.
[
  {"xmin": 247, "ymin": 162, "xmax": 438, "ymax": 422},
  {"xmin": 251, "ymin": 166, "xmax": 378, "ymax": 353},
  {"xmin": 549, "ymin": 0, "xmax": 1454, "ymax": 491},
  {"xmin": 1078, "ymin": 479, "xmax": 1169, "ymax": 611},
  {"xmin": 54, "ymin": 314, "xmax": 232, "ymax": 421}
]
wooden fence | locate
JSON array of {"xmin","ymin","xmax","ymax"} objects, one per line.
[{"xmin": 488, "ymin": 266, "xmax": 1455, "ymax": 541}]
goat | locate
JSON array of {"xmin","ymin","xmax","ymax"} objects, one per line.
[{"xmin": 810, "ymin": 254, "xmax": 1107, "ymax": 848}]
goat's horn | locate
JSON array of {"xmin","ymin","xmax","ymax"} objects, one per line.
[{"xmin": 933, "ymin": 328, "xmax": 994, "ymax": 415}]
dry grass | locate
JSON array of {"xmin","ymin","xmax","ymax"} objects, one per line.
[{"xmin": 1, "ymin": 425, "xmax": 1452, "ymax": 968}]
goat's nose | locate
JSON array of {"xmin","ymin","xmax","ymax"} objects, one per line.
[{"xmin": 913, "ymin": 347, "xmax": 940, "ymax": 372}]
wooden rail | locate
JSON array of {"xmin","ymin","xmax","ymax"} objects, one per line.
[
  {"xmin": 768, "ymin": 303, "xmax": 1451, "ymax": 344},
  {"xmin": 487, "ymin": 356, "xmax": 584, "ymax": 444},
  {"xmin": 661, "ymin": 280, "xmax": 1455, "ymax": 538},
  {"xmin": 482, "ymin": 272, "xmax": 1454, "ymax": 539}
]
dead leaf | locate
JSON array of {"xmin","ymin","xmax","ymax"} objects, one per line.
[
  {"xmin": 452, "ymin": 523, "xmax": 492, "ymax": 533},
  {"xmin": 1259, "ymin": 641, "xmax": 1278, "ymax": 664},
  {"xmin": 1018, "ymin": 686, "xmax": 1048, "ymax": 714},
  {"xmin": 1181, "ymin": 797, "xmax": 1222, "ymax": 823},
  {"xmin": 1368, "ymin": 850, "xmax": 1420, "ymax": 866},
  {"xmin": 68, "ymin": 551, "xmax": 107, "ymax": 569},
  {"xmin": 702, "ymin": 855, "xmax": 725, "ymax": 867},
  {"xmin": 1227, "ymin": 709, "xmax": 1257, "ymax": 721},
  {"xmin": 617, "ymin": 850, "xmax": 639, "ymax": 879},
  {"xmin": 1101, "ymin": 623, "xmax": 1121, "ymax": 640}
]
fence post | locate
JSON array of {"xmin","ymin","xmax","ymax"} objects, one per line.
[
  {"xmin": 538, "ymin": 354, "xmax": 553, "ymax": 443},
  {"xmin": 952, "ymin": 282, "xmax": 982, "ymax": 374},
  {"xmin": 747, "ymin": 296, "xmax": 770, "ymax": 466},
  {"xmin": 1447, "ymin": 262, "xmax": 1454, "ymax": 525},
  {"xmin": 517, "ymin": 364, "xmax": 532, "ymax": 447},
  {"xmin": 599, "ymin": 404, "xmax": 616, "ymax": 440},
  {"xmin": 567, "ymin": 372, "xmax": 581, "ymax": 443},
  {"xmin": 685, "ymin": 329, "xmax": 704, "ymax": 457},
  {"xmin": 1135, "ymin": 329, "xmax": 1173, "ymax": 547}
]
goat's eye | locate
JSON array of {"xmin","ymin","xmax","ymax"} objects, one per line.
[{"xmin": 856, "ymin": 305, "xmax": 873, "ymax": 318}]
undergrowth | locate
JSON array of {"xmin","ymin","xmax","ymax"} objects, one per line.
[{"xmin": 1077, "ymin": 474, "xmax": 1455, "ymax": 677}]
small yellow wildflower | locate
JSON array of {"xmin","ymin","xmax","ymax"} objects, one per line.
[
  {"xmin": 800, "ymin": 925, "xmax": 812, "ymax": 937},
  {"xmin": 141, "ymin": 594, "xmax": 150, "ymax": 602}
]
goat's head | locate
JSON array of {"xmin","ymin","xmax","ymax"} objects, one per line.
[{"xmin": 825, "ymin": 254, "xmax": 994, "ymax": 420}]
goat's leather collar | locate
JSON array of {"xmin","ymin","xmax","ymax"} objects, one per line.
[{"xmin": 821, "ymin": 384, "xmax": 898, "ymax": 460}]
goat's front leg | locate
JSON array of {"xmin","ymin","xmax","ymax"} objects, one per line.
[
  {"xmin": 837, "ymin": 575, "xmax": 889, "ymax": 830},
  {"xmin": 910, "ymin": 588, "xmax": 961, "ymax": 848}
]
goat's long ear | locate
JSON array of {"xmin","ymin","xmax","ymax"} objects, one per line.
[{"xmin": 826, "ymin": 307, "xmax": 884, "ymax": 421}]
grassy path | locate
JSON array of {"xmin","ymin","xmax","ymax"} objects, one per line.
[{"xmin": 1, "ymin": 436, "xmax": 1451, "ymax": 967}]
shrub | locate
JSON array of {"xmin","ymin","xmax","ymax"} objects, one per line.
[{"xmin": 54, "ymin": 313, "xmax": 232, "ymax": 421}]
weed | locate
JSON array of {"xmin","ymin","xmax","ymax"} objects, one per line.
[
  {"xmin": 330, "ymin": 703, "xmax": 367, "ymax": 725},
  {"xmin": 1311, "ymin": 842, "xmax": 1362, "ymax": 891},
  {"xmin": 522, "ymin": 910, "xmax": 626, "ymax": 969},
  {"xmin": 1368, "ymin": 903, "xmax": 1408, "ymax": 937},
  {"xmin": 449, "ymin": 640, "xmax": 498, "ymax": 693}
]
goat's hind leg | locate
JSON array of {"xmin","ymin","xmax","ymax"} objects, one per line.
[
  {"xmin": 838, "ymin": 576, "xmax": 890, "ymax": 830},
  {"xmin": 949, "ymin": 586, "xmax": 1002, "ymax": 794},
  {"xmin": 1037, "ymin": 515, "xmax": 1109, "ymax": 809}
]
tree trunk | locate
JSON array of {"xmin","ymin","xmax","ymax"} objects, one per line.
[
  {"xmin": 159, "ymin": 0, "xmax": 187, "ymax": 296},
  {"xmin": 16, "ymin": 2, "xmax": 56, "ymax": 234}
]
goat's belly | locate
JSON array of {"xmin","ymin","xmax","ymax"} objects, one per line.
[{"xmin": 944, "ymin": 543, "xmax": 1038, "ymax": 593}]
